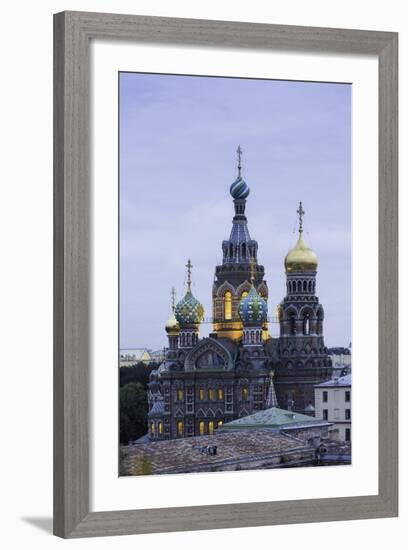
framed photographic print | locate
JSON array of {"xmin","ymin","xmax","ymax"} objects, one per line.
[{"xmin": 54, "ymin": 11, "xmax": 398, "ymax": 538}]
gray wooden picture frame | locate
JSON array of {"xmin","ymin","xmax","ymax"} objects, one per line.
[{"xmin": 53, "ymin": 10, "xmax": 398, "ymax": 539}]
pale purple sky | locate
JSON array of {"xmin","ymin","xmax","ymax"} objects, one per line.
[{"xmin": 120, "ymin": 72, "xmax": 351, "ymax": 350}]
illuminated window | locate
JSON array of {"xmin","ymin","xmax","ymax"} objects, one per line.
[
  {"xmin": 199, "ymin": 420, "xmax": 205, "ymax": 435},
  {"xmin": 217, "ymin": 420, "xmax": 223, "ymax": 428},
  {"xmin": 208, "ymin": 421, "xmax": 214, "ymax": 435},
  {"xmin": 158, "ymin": 421, "xmax": 163, "ymax": 434},
  {"xmin": 208, "ymin": 388, "xmax": 214, "ymax": 401},
  {"xmin": 224, "ymin": 291, "xmax": 232, "ymax": 320},
  {"xmin": 150, "ymin": 422, "xmax": 155, "ymax": 435},
  {"xmin": 177, "ymin": 389, "xmax": 184, "ymax": 401},
  {"xmin": 217, "ymin": 388, "xmax": 223, "ymax": 400},
  {"xmin": 199, "ymin": 388, "xmax": 205, "ymax": 401},
  {"xmin": 177, "ymin": 420, "xmax": 183, "ymax": 436},
  {"xmin": 242, "ymin": 387, "xmax": 248, "ymax": 400},
  {"xmin": 241, "ymin": 291, "xmax": 248, "ymax": 300}
]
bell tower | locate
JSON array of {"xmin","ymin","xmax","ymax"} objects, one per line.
[
  {"xmin": 274, "ymin": 202, "xmax": 331, "ymax": 413},
  {"xmin": 212, "ymin": 147, "xmax": 269, "ymax": 341}
]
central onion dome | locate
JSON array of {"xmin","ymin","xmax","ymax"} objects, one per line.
[
  {"xmin": 284, "ymin": 232, "xmax": 318, "ymax": 273},
  {"xmin": 239, "ymin": 285, "xmax": 268, "ymax": 326},
  {"xmin": 175, "ymin": 291, "xmax": 204, "ymax": 326},
  {"xmin": 230, "ymin": 176, "xmax": 250, "ymax": 200}
]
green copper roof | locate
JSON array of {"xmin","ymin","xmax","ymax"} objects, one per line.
[{"xmin": 222, "ymin": 407, "xmax": 330, "ymax": 431}]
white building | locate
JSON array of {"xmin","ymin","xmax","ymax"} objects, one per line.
[
  {"xmin": 120, "ymin": 348, "xmax": 152, "ymax": 367},
  {"xmin": 314, "ymin": 374, "xmax": 351, "ymax": 442}
]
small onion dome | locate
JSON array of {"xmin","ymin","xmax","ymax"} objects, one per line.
[
  {"xmin": 239, "ymin": 285, "xmax": 268, "ymax": 326},
  {"xmin": 284, "ymin": 233, "xmax": 318, "ymax": 273},
  {"xmin": 230, "ymin": 176, "xmax": 250, "ymax": 200},
  {"xmin": 165, "ymin": 312, "xmax": 179, "ymax": 334},
  {"xmin": 175, "ymin": 290, "xmax": 204, "ymax": 326}
]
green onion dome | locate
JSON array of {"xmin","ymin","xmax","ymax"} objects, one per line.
[
  {"xmin": 239, "ymin": 285, "xmax": 268, "ymax": 326},
  {"xmin": 230, "ymin": 176, "xmax": 250, "ymax": 200},
  {"xmin": 175, "ymin": 291, "xmax": 204, "ymax": 326}
]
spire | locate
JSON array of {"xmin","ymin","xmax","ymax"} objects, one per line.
[
  {"xmin": 266, "ymin": 371, "xmax": 278, "ymax": 408},
  {"xmin": 171, "ymin": 287, "xmax": 176, "ymax": 312},
  {"xmin": 186, "ymin": 259, "xmax": 192, "ymax": 292},
  {"xmin": 297, "ymin": 201, "xmax": 305, "ymax": 234},
  {"xmin": 237, "ymin": 145, "xmax": 242, "ymax": 177}
]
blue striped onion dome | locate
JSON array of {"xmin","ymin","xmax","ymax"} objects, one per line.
[
  {"xmin": 175, "ymin": 291, "xmax": 204, "ymax": 326},
  {"xmin": 230, "ymin": 176, "xmax": 250, "ymax": 200},
  {"xmin": 239, "ymin": 285, "xmax": 268, "ymax": 326}
]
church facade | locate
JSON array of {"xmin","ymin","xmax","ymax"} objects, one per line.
[{"xmin": 148, "ymin": 148, "xmax": 331, "ymax": 440}]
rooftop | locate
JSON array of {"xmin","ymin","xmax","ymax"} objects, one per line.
[
  {"xmin": 315, "ymin": 374, "xmax": 352, "ymax": 388},
  {"xmin": 221, "ymin": 407, "xmax": 331, "ymax": 431}
]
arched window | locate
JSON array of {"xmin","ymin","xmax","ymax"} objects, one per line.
[
  {"xmin": 251, "ymin": 331, "xmax": 255, "ymax": 343},
  {"xmin": 303, "ymin": 314, "xmax": 310, "ymax": 335},
  {"xmin": 208, "ymin": 388, "xmax": 214, "ymax": 401},
  {"xmin": 177, "ymin": 420, "xmax": 183, "ymax": 436},
  {"xmin": 217, "ymin": 388, "xmax": 223, "ymax": 400},
  {"xmin": 242, "ymin": 243, "xmax": 247, "ymax": 258},
  {"xmin": 217, "ymin": 420, "xmax": 223, "ymax": 428},
  {"xmin": 199, "ymin": 420, "xmax": 205, "ymax": 435},
  {"xmin": 289, "ymin": 281, "xmax": 292, "ymax": 293},
  {"xmin": 297, "ymin": 281, "xmax": 302, "ymax": 292},
  {"xmin": 199, "ymin": 388, "xmax": 204, "ymax": 401},
  {"xmin": 242, "ymin": 387, "xmax": 249, "ymax": 400},
  {"xmin": 151, "ymin": 422, "xmax": 155, "ymax": 435},
  {"xmin": 229, "ymin": 243, "xmax": 234, "ymax": 258},
  {"xmin": 290, "ymin": 313, "xmax": 296, "ymax": 335},
  {"xmin": 187, "ymin": 333, "xmax": 191, "ymax": 346},
  {"xmin": 224, "ymin": 291, "xmax": 232, "ymax": 320},
  {"xmin": 158, "ymin": 421, "xmax": 163, "ymax": 434},
  {"xmin": 177, "ymin": 389, "xmax": 184, "ymax": 401},
  {"xmin": 208, "ymin": 421, "xmax": 214, "ymax": 435},
  {"xmin": 241, "ymin": 290, "xmax": 248, "ymax": 300},
  {"xmin": 308, "ymin": 280, "xmax": 312, "ymax": 292},
  {"xmin": 303, "ymin": 280, "xmax": 307, "ymax": 292}
]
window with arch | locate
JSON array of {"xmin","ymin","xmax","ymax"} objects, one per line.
[
  {"xmin": 177, "ymin": 420, "xmax": 183, "ymax": 436},
  {"xmin": 177, "ymin": 389, "xmax": 184, "ymax": 401},
  {"xmin": 224, "ymin": 290, "xmax": 232, "ymax": 320},
  {"xmin": 217, "ymin": 388, "xmax": 223, "ymax": 400},
  {"xmin": 199, "ymin": 420, "xmax": 205, "ymax": 435},
  {"xmin": 297, "ymin": 281, "xmax": 302, "ymax": 292},
  {"xmin": 158, "ymin": 421, "xmax": 163, "ymax": 434},
  {"xmin": 217, "ymin": 420, "xmax": 223, "ymax": 428},
  {"xmin": 242, "ymin": 242, "xmax": 247, "ymax": 258},
  {"xmin": 199, "ymin": 388, "xmax": 205, "ymax": 401},
  {"xmin": 303, "ymin": 280, "xmax": 307, "ymax": 292},
  {"xmin": 208, "ymin": 388, "xmax": 214, "ymax": 401},
  {"xmin": 289, "ymin": 313, "xmax": 296, "ymax": 335},
  {"xmin": 308, "ymin": 280, "xmax": 312, "ymax": 292},
  {"xmin": 242, "ymin": 387, "xmax": 249, "ymax": 400},
  {"xmin": 229, "ymin": 243, "xmax": 234, "ymax": 258},
  {"xmin": 208, "ymin": 421, "xmax": 214, "ymax": 435},
  {"xmin": 150, "ymin": 422, "xmax": 155, "ymax": 435},
  {"xmin": 303, "ymin": 313, "xmax": 310, "ymax": 335},
  {"xmin": 241, "ymin": 290, "xmax": 248, "ymax": 300}
]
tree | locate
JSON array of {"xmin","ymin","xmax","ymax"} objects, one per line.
[
  {"xmin": 119, "ymin": 362, "xmax": 158, "ymax": 388},
  {"xmin": 119, "ymin": 382, "xmax": 148, "ymax": 444}
]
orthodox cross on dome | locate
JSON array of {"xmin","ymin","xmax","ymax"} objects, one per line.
[
  {"xmin": 237, "ymin": 145, "xmax": 242, "ymax": 177},
  {"xmin": 297, "ymin": 201, "xmax": 305, "ymax": 233},
  {"xmin": 186, "ymin": 259, "xmax": 193, "ymax": 292},
  {"xmin": 249, "ymin": 256, "xmax": 256, "ymax": 285},
  {"xmin": 171, "ymin": 287, "xmax": 176, "ymax": 312}
]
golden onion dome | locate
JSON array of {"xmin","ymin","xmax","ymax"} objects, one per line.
[
  {"xmin": 284, "ymin": 232, "xmax": 318, "ymax": 273},
  {"xmin": 165, "ymin": 311, "xmax": 179, "ymax": 334}
]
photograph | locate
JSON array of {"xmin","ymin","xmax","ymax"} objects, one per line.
[{"xmin": 118, "ymin": 71, "xmax": 352, "ymax": 476}]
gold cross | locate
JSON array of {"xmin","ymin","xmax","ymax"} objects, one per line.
[
  {"xmin": 186, "ymin": 259, "xmax": 193, "ymax": 291},
  {"xmin": 171, "ymin": 287, "xmax": 176, "ymax": 311},
  {"xmin": 237, "ymin": 145, "xmax": 242, "ymax": 177},
  {"xmin": 297, "ymin": 201, "xmax": 305, "ymax": 233}
]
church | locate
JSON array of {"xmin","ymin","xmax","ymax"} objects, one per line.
[{"xmin": 148, "ymin": 147, "xmax": 332, "ymax": 440}]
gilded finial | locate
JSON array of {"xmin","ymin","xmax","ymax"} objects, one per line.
[
  {"xmin": 237, "ymin": 145, "xmax": 242, "ymax": 177},
  {"xmin": 297, "ymin": 201, "xmax": 305, "ymax": 234},
  {"xmin": 186, "ymin": 259, "xmax": 193, "ymax": 292},
  {"xmin": 171, "ymin": 287, "xmax": 176, "ymax": 312}
]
